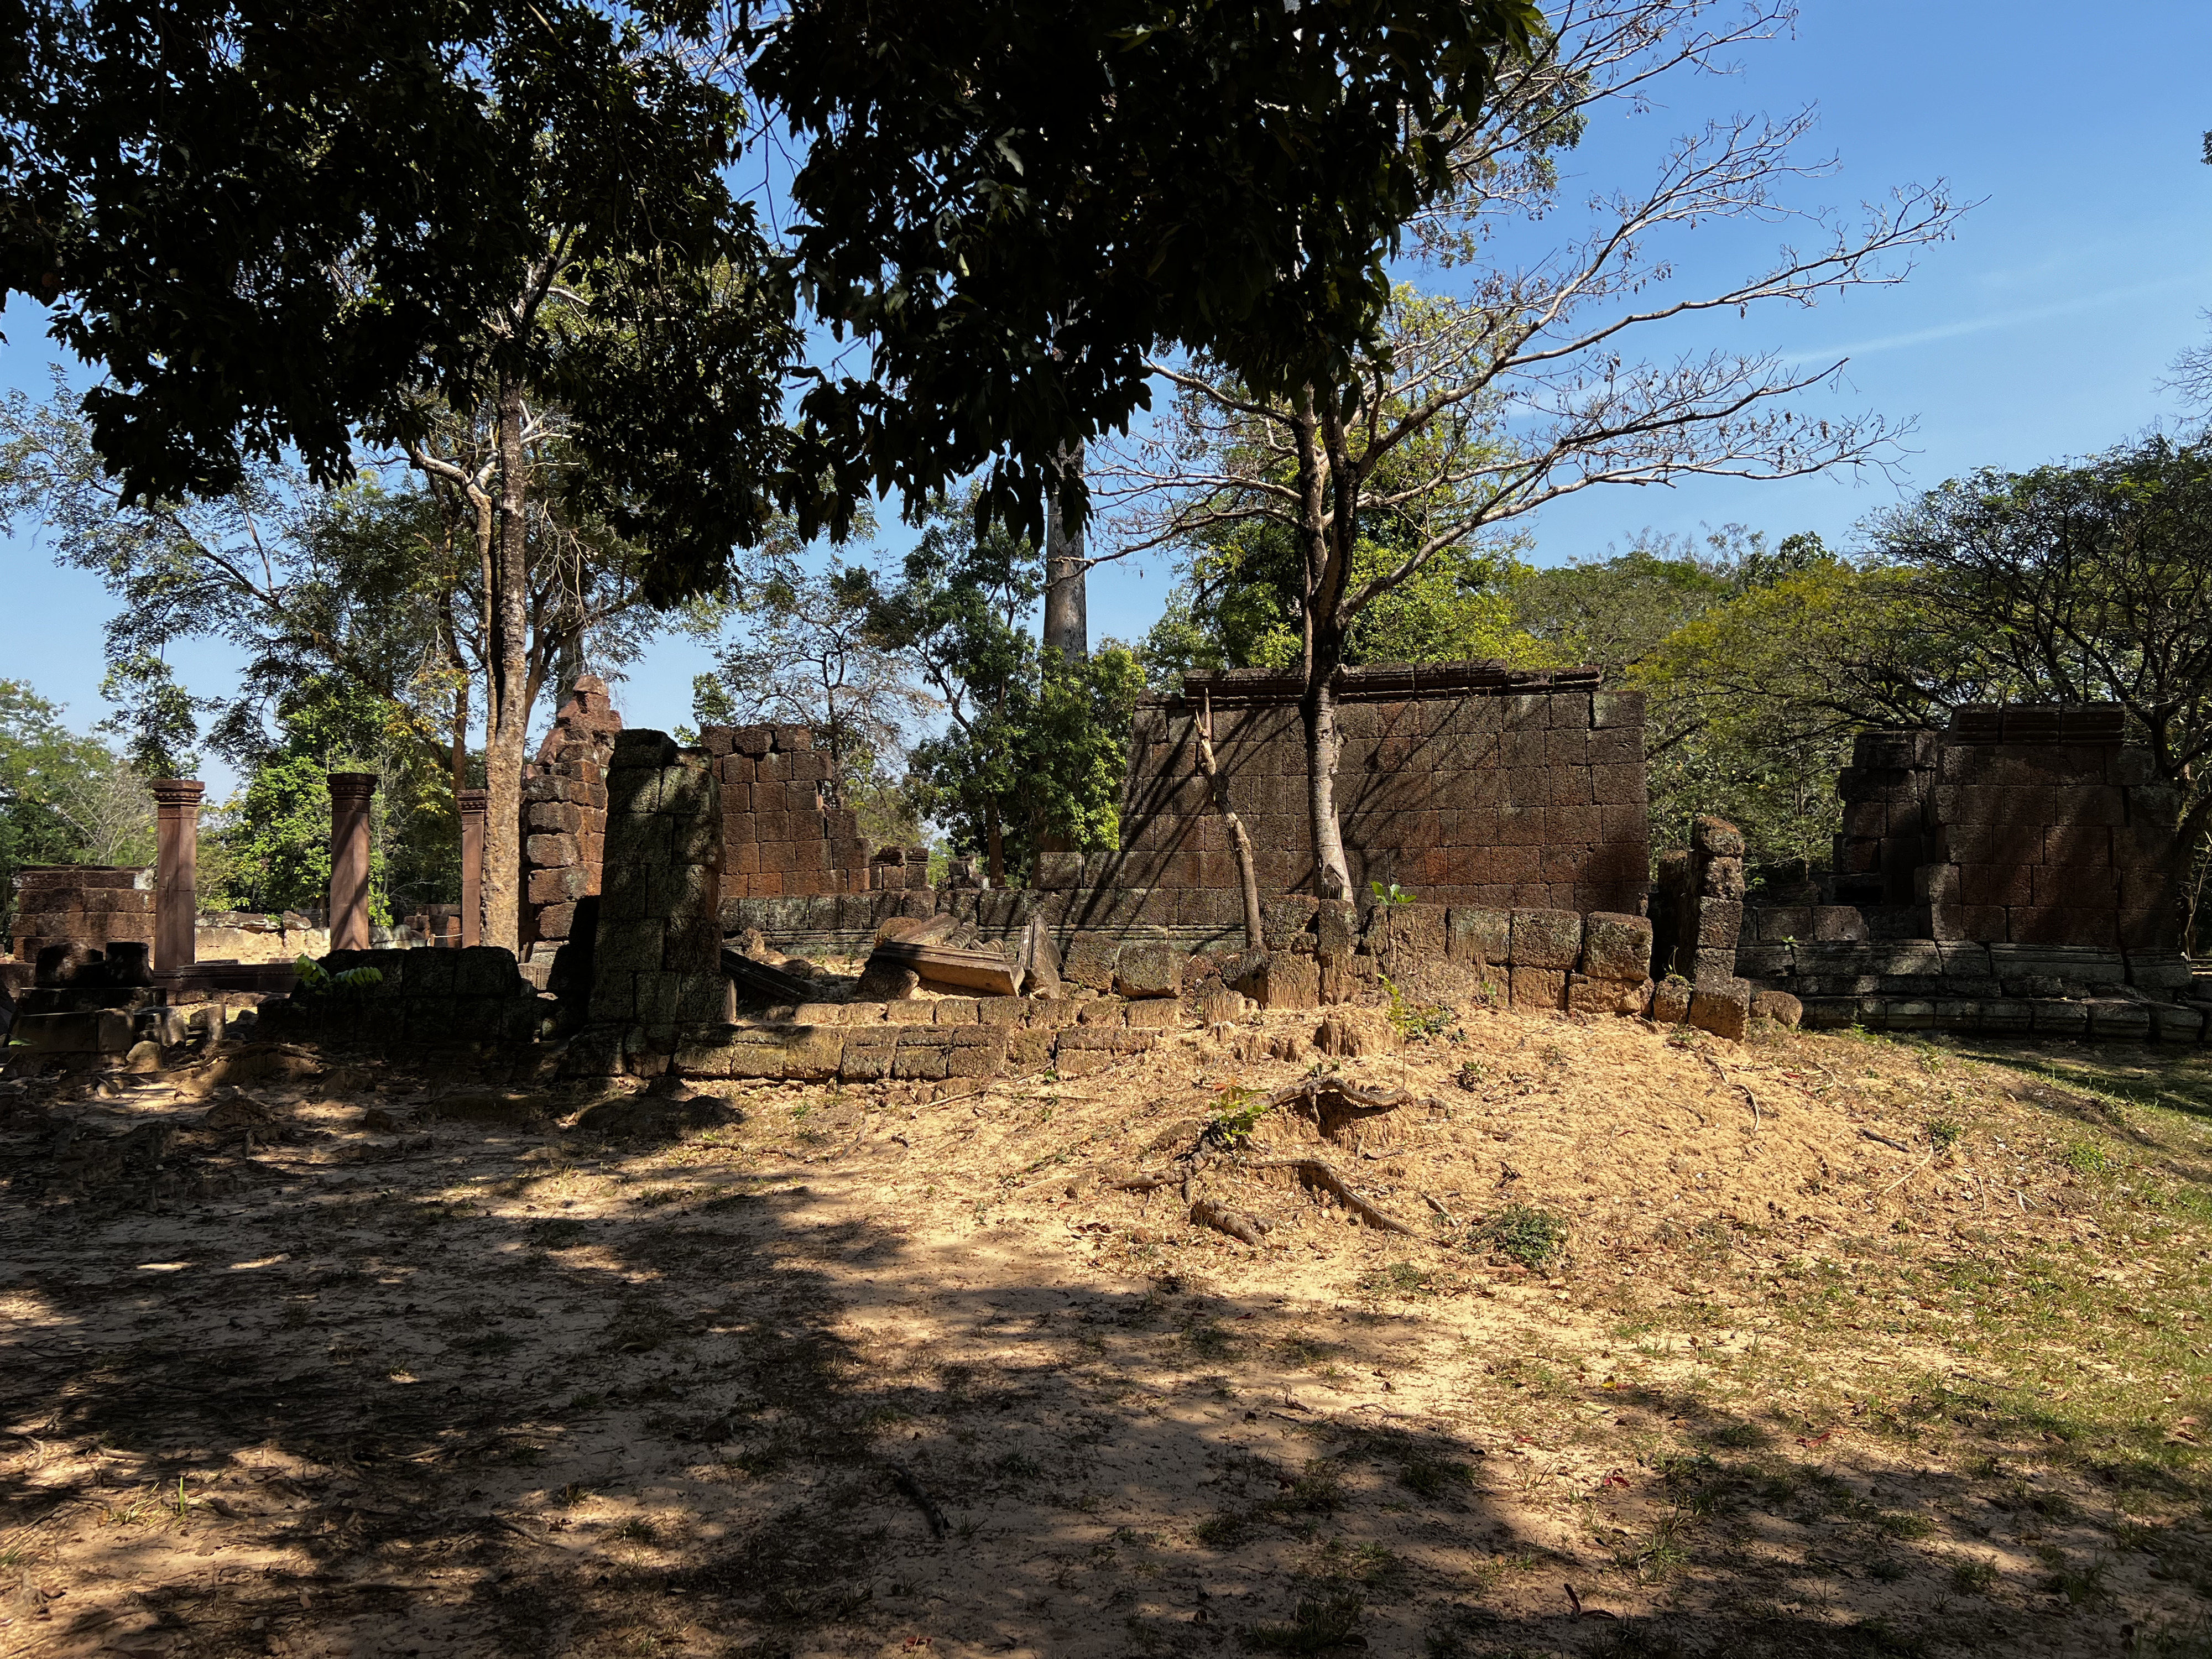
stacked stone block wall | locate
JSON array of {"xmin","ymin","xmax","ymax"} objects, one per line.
[
  {"xmin": 258, "ymin": 946, "xmax": 544, "ymax": 1046},
  {"xmin": 1923, "ymin": 705, "xmax": 2178, "ymax": 949},
  {"xmin": 521, "ymin": 676, "xmax": 622, "ymax": 953},
  {"xmin": 10, "ymin": 866, "xmax": 155, "ymax": 963},
  {"xmin": 698, "ymin": 723, "xmax": 875, "ymax": 899},
  {"xmin": 1042, "ymin": 662, "xmax": 1648, "ymax": 927},
  {"xmin": 575, "ymin": 732, "xmax": 730, "ymax": 1073}
]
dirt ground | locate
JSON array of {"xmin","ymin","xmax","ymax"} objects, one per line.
[{"xmin": 3, "ymin": 994, "xmax": 2210, "ymax": 1658}]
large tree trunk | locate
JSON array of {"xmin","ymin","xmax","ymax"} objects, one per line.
[
  {"xmin": 1290, "ymin": 388, "xmax": 1355, "ymax": 902},
  {"xmin": 482, "ymin": 368, "xmax": 533, "ymax": 954},
  {"xmin": 1043, "ymin": 441, "xmax": 1088, "ymax": 659},
  {"xmin": 984, "ymin": 800, "xmax": 1006, "ymax": 888},
  {"xmin": 1303, "ymin": 669, "xmax": 1352, "ymax": 902}
]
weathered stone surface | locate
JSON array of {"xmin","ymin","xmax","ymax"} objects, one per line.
[
  {"xmin": 1812, "ymin": 906, "xmax": 1869, "ymax": 942},
  {"xmin": 672, "ymin": 1022, "xmax": 842, "ymax": 1081},
  {"xmin": 2086, "ymin": 999, "xmax": 2153, "ymax": 1041},
  {"xmin": 1688, "ymin": 976, "xmax": 1752, "ymax": 1040},
  {"xmin": 1313, "ymin": 1012, "xmax": 1400, "ymax": 1057},
  {"xmin": 1062, "ymin": 932, "xmax": 1123, "ymax": 993},
  {"xmin": 1699, "ymin": 857, "xmax": 1746, "ymax": 899},
  {"xmin": 1649, "ymin": 979, "xmax": 1692, "ymax": 1023},
  {"xmin": 1447, "ymin": 906, "xmax": 1511, "ymax": 968},
  {"xmin": 1566, "ymin": 973, "xmax": 1650, "ymax": 1016},
  {"xmin": 1113, "ymin": 938, "xmax": 1187, "ymax": 998},
  {"xmin": 854, "ymin": 958, "xmax": 921, "ymax": 1001},
  {"xmin": 1693, "ymin": 901, "xmax": 1744, "ymax": 950},
  {"xmin": 1509, "ymin": 909, "xmax": 1583, "ymax": 971},
  {"xmin": 2126, "ymin": 950, "xmax": 2194, "ymax": 997},
  {"xmin": 1749, "ymin": 989, "xmax": 1804, "ymax": 1029},
  {"xmin": 1692, "ymin": 816, "xmax": 1745, "ymax": 857},
  {"xmin": 1509, "ymin": 966, "xmax": 1567, "ymax": 1012},
  {"xmin": 1578, "ymin": 912, "xmax": 1653, "ymax": 982},
  {"xmin": 1234, "ymin": 952, "xmax": 1319, "ymax": 1010},
  {"xmin": 1365, "ymin": 901, "xmax": 1447, "ymax": 966},
  {"xmin": 2154, "ymin": 1003, "xmax": 2206, "ymax": 1042},
  {"xmin": 1126, "ymin": 997, "xmax": 1186, "ymax": 1028}
]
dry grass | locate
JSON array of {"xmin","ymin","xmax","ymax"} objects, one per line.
[{"xmin": 1, "ymin": 1000, "xmax": 2210, "ymax": 1657}]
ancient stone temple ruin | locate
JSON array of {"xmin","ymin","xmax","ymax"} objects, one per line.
[{"xmin": 12, "ymin": 659, "xmax": 2205, "ymax": 1078}]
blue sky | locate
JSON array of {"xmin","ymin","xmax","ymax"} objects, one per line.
[{"xmin": 4, "ymin": 0, "xmax": 2209, "ymax": 789}]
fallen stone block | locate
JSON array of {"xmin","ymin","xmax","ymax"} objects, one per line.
[
  {"xmin": 1113, "ymin": 938, "xmax": 1187, "ymax": 999},
  {"xmin": 1687, "ymin": 977, "xmax": 1752, "ymax": 1041},
  {"xmin": 1650, "ymin": 979, "xmax": 1692, "ymax": 1024},
  {"xmin": 1749, "ymin": 989, "xmax": 1803, "ymax": 1029},
  {"xmin": 1313, "ymin": 1013, "xmax": 1400, "ymax": 1057},
  {"xmin": 1057, "ymin": 931, "xmax": 1122, "ymax": 993},
  {"xmin": 1566, "ymin": 974, "xmax": 1650, "ymax": 1016},
  {"xmin": 1233, "ymin": 952, "xmax": 1319, "ymax": 1010}
]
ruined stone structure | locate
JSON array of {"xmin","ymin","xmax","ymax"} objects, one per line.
[
  {"xmin": 696, "ymin": 722, "xmax": 874, "ymax": 898},
  {"xmin": 571, "ymin": 730, "xmax": 732, "ymax": 1074},
  {"xmin": 520, "ymin": 675, "xmax": 623, "ymax": 965},
  {"xmin": 1709, "ymin": 705, "xmax": 2202, "ymax": 1037},
  {"xmin": 10, "ymin": 866, "xmax": 155, "ymax": 964},
  {"xmin": 152, "ymin": 779, "xmax": 204, "ymax": 969},
  {"xmin": 1087, "ymin": 664, "xmax": 1649, "ymax": 919}
]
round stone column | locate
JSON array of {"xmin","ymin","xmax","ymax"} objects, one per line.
[
  {"xmin": 151, "ymin": 779, "xmax": 205, "ymax": 970},
  {"xmin": 327, "ymin": 773, "xmax": 379, "ymax": 952}
]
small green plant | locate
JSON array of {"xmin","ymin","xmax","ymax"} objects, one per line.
[
  {"xmin": 1473, "ymin": 1203, "xmax": 1569, "ymax": 1271},
  {"xmin": 1206, "ymin": 1083, "xmax": 1271, "ymax": 1147},
  {"xmin": 1950, "ymin": 1558, "xmax": 1999, "ymax": 1594},
  {"xmin": 2064, "ymin": 1140, "xmax": 2112, "ymax": 1177},
  {"xmin": 1399, "ymin": 1456, "xmax": 1474, "ymax": 1500},
  {"xmin": 294, "ymin": 954, "xmax": 383, "ymax": 994},
  {"xmin": 1453, "ymin": 1058, "xmax": 1485, "ymax": 1091},
  {"xmin": 1194, "ymin": 1511, "xmax": 1252, "ymax": 1548},
  {"xmin": 1356, "ymin": 1261, "xmax": 1443, "ymax": 1300},
  {"xmin": 1381, "ymin": 975, "xmax": 1452, "ymax": 1041},
  {"xmin": 1248, "ymin": 1589, "xmax": 1364, "ymax": 1653},
  {"xmin": 1926, "ymin": 1117, "xmax": 1964, "ymax": 1155}
]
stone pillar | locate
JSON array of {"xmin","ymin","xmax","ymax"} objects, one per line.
[
  {"xmin": 152, "ymin": 779, "xmax": 205, "ymax": 970},
  {"xmin": 457, "ymin": 788, "xmax": 488, "ymax": 948},
  {"xmin": 327, "ymin": 773, "xmax": 378, "ymax": 952}
]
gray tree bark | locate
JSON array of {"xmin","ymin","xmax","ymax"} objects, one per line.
[{"xmin": 1043, "ymin": 441, "xmax": 1089, "ymax": 659}]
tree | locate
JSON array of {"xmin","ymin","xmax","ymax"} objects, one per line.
[
  {"xmin": 0, "ymin": 382, "xmax": 671, "ymax": 938},
  {"xmin": 690, "ymin": 526, "xmax": 935, "ymax": 849},
  {"xmin": 860, "ymin": 497, "xmax": 1140, "ymax": 884},
  {"xmin": 746, "ymin": 0, "xmax": 1543, "ymax": 540},
  {"xmin": 1103, "ymin": 1, "xmax": 1958, "ymax": 900},
  {"xmin": 0, "ymin": 680, "xmax": 155, "ymax": 940},
  {"xmin": 5, "ymin": 0, "xmax": 806, "ymax": 949}
]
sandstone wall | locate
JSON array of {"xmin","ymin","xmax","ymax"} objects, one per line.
[
  {"xmin": 697, "ymin": 723, "xmax": 877, "ymax": 900},
  {"xmin": 520, "ymin": 676, "xmax": 623, "ymax": 958},
  {"xmin": 1065, "ymin": 664, "xmax": 1649, "ymax": 925},
  {"xmin": 10, "ymin": 866, "xmax": 155, "ymax": 963}
]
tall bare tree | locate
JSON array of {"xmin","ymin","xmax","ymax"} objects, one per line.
[{"xmin": 1101, "ymin": 0, "xmax": 1961, "ymax": 900}]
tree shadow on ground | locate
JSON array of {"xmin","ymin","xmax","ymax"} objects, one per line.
[{"xmin": 0, "ymin": 1039, "xmax": 2189, "ymax": 1658}]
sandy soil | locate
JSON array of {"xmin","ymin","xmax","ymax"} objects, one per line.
[{"xmin": 0, "ymin": 999, "xmax": 2203, "ymax": 1657}]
